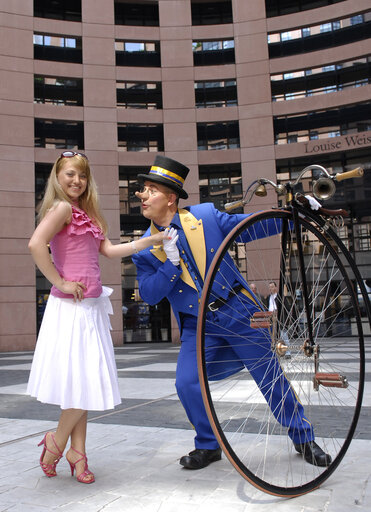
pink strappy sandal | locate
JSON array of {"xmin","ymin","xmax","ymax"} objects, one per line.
[
  {"xmin": 38, "ymin": 432, "xmax": 63, "ymax": 477},
  {"xmin": 66, "ymin": 447, "xmax": 95, "ymax": 484}
]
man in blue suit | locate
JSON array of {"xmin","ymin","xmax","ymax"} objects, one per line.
[{"xmin": 132, "ymin": 155, "xmax": 331, "ymax": 470}]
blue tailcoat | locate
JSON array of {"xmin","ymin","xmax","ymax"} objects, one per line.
[
  {"xmin": 133, "ymin": 203, "xmax": 313, "ymax": 449},
  {"xmin": 132, "ymin": 203, "xmax": 273, "ymax": 325}
]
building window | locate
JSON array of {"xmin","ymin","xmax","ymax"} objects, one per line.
[
  {"xmin": 265, "ymin": 0, "xmax": 344, "ymax": 18},
  {"xmin": 118, "ymin": 166, "xmax": 147, "ymax": 220},
  {"xmin": 191, "ymin": 1, "xmax": 232, "ymax": 25},
  {"xmin": 34, "ymin": 0, "xmax": 82, "ymax": 21},
  {"xmin": 120, "ymin": 244, "xmax": 170, "ymax": 342},
  {"xmin": 118, "ymin": 124, "xmax": 164, "ymax": 152},
  {"xmin": 195, "ymin": 79, "xmax": 237, "ymax": 108},
  {"xmin": 193, "ymin": 39, "xmax": 235, "ymax": 66},
  {"xmin": 34, "ymin": 162, "xmax": 54, "ymax": 331},
  {"xmin": 35, "ymin": 162, "xmax": 51, "ymax": 207},
  {"xmin": 351, "ymin": 14, "xmax": 364, "ymax": 25},
  {"xmin": 274, "ymin": 102, "xmax": 371, "ymax": 144},
  {"xmin": 271, "ymin": 56, "xmax": 371, "ymax": 101},
  {"xmin": 117, "ymin": 81, "xmax": 162, "ymax": 109},
  {"xmin": 199, "ymin": 163, "xmax": 242, "ymax": 212},
  {"xmin": 35, "ymin": 119, "xmax": 84, "ymax": 148},
  {"xmin": 268, "ymin": 12, "xmax": 370, "ymax": 58},
  {"xmin": 269, "ymin": 14, "xmax": 366, "ymax": 43},
  {"xmin": 197, "ymin": 121, "xmax": 240, "ymax": 150},
  {"xmin": 115, "ymin": 41, "xmax": 161, "ymax": 67},
  {"xmin": 33, "ymin": 33, "xmax": 82, "ymax": 63},
  {"xmin": 114, "ymin": 1, "xmax": 159, "ymax": 26},
  {"xmin": 118, "ymin": 165, "xmax": 170, "ymax": 343},
  {"xmin": 34, "ymin": 76, "xmax": 83, "ymax": 106}
]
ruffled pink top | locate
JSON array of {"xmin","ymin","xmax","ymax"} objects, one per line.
[{"xmin": 50, "ymin": 206, "xmax": 105, "ymax": 299}]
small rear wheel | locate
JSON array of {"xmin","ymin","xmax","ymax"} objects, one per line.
[{"xmin": 197, "ymin": 209, "xmax": 366, "ymax": 497}]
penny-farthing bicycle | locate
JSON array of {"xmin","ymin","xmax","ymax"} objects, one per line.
[{"xmin": 196, "ymin": 165, "xmax": 369, "ymax": 497}]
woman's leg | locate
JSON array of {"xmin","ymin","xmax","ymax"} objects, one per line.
[
  {"xmin": 69, "ymin": 411, "xmax": 88, "ymax": 453},
  {"xmin": 66, "ymin": 411, "xmax": 94, "ymax": 481},
  {"xmin": 41, "ymin": 409, "xmax": 86, "ymax": 468}
]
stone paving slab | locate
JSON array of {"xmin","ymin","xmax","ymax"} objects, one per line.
[
  {"xmin": 0, "ymin": 420, "xmax": 370, "ymax": 512},
  {"xmin": 0, "ymin": 343, "xmax": 369, "ymax": 511}
]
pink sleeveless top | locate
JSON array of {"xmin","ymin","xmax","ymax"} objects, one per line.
[{"xmin": 50, "ymin": 206, "xmax": 105, "ymax": 299}]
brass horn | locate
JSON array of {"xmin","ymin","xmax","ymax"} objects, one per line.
[{"xmin": 313, "ymin": 177, "xmax": 336, "ymax": 200}]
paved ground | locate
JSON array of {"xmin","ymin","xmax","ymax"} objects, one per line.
[{"xmin": 0, "ymin": 342, "xmax": 370, "ymax": 511}]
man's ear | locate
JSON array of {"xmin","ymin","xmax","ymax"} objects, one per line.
[{"xmin": 167, "ymin": 192, "xmax": 178, "ymax": 207}]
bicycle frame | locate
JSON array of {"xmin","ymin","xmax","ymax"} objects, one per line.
[{"xmin": 225, "ymin": 164, "xmax": 370, "ymax": 347}]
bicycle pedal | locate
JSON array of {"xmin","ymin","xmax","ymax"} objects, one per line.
[
  {"xmin": 250, "ymin": 311, "xmax": 273, "ymax": 329},
  {"xmin": 313, "ymin": 372, "xmax": 348, "ymax": 390}
]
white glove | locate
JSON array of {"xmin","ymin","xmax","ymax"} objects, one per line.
[
  {"xmin": 163, "ymin": 227, "xmax": 180, "ymax": 266},
  {"xmin": 305, "ymin": 195, "xmax": 321, "ymax": 211}
]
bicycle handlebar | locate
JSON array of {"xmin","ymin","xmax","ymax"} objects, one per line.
[
  {"xmin": 335, "ymin": 167, "xmax": 363, "ymax": 182},
  {"xmin": 224, "ymin": 166, "xmax": 364, "ymax": 212},
  {"xmin": 294, "ymin": 193, "xmax": 349, "ymax": 217},
  {"xmin": 224, "ymin": 199, "xmax": 247, "ymax": 212}
]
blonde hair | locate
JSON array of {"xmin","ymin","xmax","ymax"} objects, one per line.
[{"xmin": 37, "ymin": 154, "xmax": 108, "ymax": 234}]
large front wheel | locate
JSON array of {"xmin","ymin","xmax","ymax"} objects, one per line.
[{"xmin": 196, "ymin": 210, "xmax": 365, "ymax": 497}]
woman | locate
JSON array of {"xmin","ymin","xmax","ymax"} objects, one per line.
[{"xmin": 27, "ymin": 151, "xmax": 172, "ymax": 483}]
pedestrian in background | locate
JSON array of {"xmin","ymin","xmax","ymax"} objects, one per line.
[{"xmin": 249, "ymin": 282, "xmax": 264, "ymax": 305}]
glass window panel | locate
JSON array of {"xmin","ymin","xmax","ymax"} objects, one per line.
[
  {"xmin": 320, "ymin": 23, "xmax": 332, "ymax": 33},
  {"xmin": 281, "ymin": 32, "xmax": 292, "ymax": 41},
  {"xmin": 65, "ymin": 38, "xmax": 76, "ymax": 48},
  {"xmin": 223, "ymin": 40, "xmax": 234, "ymax": 49},
  {"xmin": 33, "ymin": 34, "xmax": 43, "ymax": 45},
  {"xmin": 204, "ymin": 41, "xmax": 220, "ymax": 50},
  {"xmin": 351, "ymin": 15, "xmax": 363, "ymax": 25}
]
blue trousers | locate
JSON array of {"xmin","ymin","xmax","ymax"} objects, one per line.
[{"xmin": 175, "ymin": 294, "xmax": 314, "ymax": 450}]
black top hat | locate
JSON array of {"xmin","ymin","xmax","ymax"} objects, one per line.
[{"xmin": 137, "ymin": 155, "xmax": 189, "ymax": 199}]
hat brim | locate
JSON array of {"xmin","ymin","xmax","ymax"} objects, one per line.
[{"xmin": 137, "ymin": 174, "xmax": 188, "ymax": 199}]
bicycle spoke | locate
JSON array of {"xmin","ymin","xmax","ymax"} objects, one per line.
[{"xmin": 197, "ymin": 210, "xmax": 366, "ymax": 497}]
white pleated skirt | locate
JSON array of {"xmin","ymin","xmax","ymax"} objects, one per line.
[{"xmin": 27, "ymin": 286, "xmax": 121, "ymax": 411}]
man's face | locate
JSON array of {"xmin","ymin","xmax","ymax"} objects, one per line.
[
  {"xmin": 269, "ymin": 282, "xmax": 277, "ymax": 294},
  {"xmin": 135, "ymin": 180, "xmax": 175, "ymax": 221}
]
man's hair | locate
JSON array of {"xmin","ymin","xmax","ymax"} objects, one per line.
[{"xmin": 160, "ymin": 183, "xmax": 179, "ymax": 206}]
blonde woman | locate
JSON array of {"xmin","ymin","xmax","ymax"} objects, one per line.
[{"xmin": 27, "ymin": 151, "xmax": 171, "ymax": 483}]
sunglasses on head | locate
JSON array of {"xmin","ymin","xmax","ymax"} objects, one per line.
[{"xmin": 60, "ymin": 151, "xmax": 88, "ymax": 160}]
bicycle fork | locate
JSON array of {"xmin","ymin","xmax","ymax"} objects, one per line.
[
  {"xmin": 250, "ymin": 206, "xmax": 348, "ymax": 390},
  {"xmin": 292, "ymin": 207, "xmax": 348, "ymax": 390}
]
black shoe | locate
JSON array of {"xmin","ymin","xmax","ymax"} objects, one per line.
[
  {"xmin": 180, "ymin": 448, "xmax": 222, "ymax": 469},
  {"xmin": 294, "ymin": 441, "xmax": 332, "ymax": 467}
]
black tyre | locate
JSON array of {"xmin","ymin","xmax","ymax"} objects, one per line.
[{"xmin": 197, "ymin": 209, "xmax": 366, "ymax": 497}]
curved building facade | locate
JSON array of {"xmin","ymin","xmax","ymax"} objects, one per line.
[{"xmin": 0, "ymin": 0, "xmax": 370, "ymax": 350}]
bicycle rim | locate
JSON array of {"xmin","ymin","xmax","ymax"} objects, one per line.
[{"xmin": 197, "ymin": 209, "xmax": 365, "ymax": 497}]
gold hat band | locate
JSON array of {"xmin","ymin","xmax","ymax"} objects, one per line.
[{"xmin": 149, "ymin": 165, "xmax": 185, "ymax": 186}]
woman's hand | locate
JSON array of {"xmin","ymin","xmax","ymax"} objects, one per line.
[
  {"xmin": 100, "ymin": 229, "xmax": 174, "ymax": 259},
  {"xmin": 57, "ymin": 279, "xmax": 87, "ymax": 302},
  {"xmin": 150, "ymin": 230, "xmax": 172, "ymax": 244}
]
